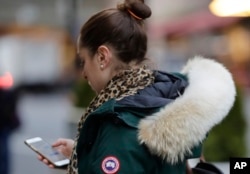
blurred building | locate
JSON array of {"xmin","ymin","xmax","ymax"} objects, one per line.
[
  {"xmin": 0, "ymin": 0, "xmax": 214, "ymax": 88},
  {"xmin": 0, "ymin": 26, "xmax": 75, "ymax": 91}
]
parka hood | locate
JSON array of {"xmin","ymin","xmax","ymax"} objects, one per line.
[{"xmin": 137, "ymin": 56, "xmax": 236, "ymax": 164}]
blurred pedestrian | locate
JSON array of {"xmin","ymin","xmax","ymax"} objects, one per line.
[
  {"xmin": 0, "ymin": 87, "xmax": 20, "ymax": 174},
  {"xmin": 38, "ymin": 0, "xmax": 236, "ymax": 173}
]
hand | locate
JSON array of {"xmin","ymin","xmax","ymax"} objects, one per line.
[
  {"xmin": 52, "ymin": 138, "xmax": 74, "ymax": 158},
  {"xmin": 38, "ymin": 138, "xmax": 74, "ymax": 168}
]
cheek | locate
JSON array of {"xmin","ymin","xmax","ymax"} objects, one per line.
[{"xmin": 83, "ymin": 63, "xmax": 92, "ymax": 77}]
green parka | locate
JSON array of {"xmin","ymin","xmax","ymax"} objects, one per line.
[{"xmin": 76, "ymin": 57, "xmax": 236, "ymax": 174}]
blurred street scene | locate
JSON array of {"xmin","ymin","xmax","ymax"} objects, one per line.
[{"xmin": 0, "ymin": 0, "xmax": 250, "ymax": 174}]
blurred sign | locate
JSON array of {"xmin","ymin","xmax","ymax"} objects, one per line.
[
  {"xmin": 210, "ymin": 0, "xmax": 250, "ymax": 17},
  {"xmin": 0, "ymin": 36, "xmax": 61, "ymax": 87}
]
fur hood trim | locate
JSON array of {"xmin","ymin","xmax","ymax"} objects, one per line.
[{"xmin": 138, "ymin": 56, "xmax": 236, "ymax": 164}]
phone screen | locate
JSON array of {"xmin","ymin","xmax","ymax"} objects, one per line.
[{"xmin": 25, "ymin": 137, "xmax": 69, "ymax": 167}]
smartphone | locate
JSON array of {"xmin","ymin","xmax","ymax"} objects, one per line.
[{"xmin": 24, "ymin": 137, "xmax": 70, "ymax": 167}]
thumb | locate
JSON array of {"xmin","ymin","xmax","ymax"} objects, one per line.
[{"xmin": 51, "ymin": 138, "xmax": 67, "ymax": 147}]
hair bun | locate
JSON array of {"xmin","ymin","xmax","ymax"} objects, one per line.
[{"xmin": 118, "ymin": 0, "xmax": 152, "ymax": 20}]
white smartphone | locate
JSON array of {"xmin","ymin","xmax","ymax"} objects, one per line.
[{"xmin": 24, "ymin": 137, "xmax": 70, "ymax": 167}]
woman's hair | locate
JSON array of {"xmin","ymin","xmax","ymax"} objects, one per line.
[{"xmin": 79, "ymin": 0, "xmax": 151, "ymax": 64}]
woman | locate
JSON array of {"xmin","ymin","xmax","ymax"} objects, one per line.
[{"xmin": 39, "ymin": 0, "xmax": 236, "ymax": 173}]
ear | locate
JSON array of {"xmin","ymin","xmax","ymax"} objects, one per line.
[{"xmin": 96, "ymin": 45, "xmax": 112, "ymax": 69}]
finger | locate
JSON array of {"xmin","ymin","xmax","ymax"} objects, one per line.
[
  {"xmin": 38, "ymin": 155, "xmax": 43, "ymax": 161},
  {"xmin": 48, "ymin": 164, "xmax": 55, "ymax": 168},
  {"xmin": 42, "ymin": 159, "xmax": 54, "ymax": 168},
  {"xmin": 43, "ymin": 159, "xmax": 50, "ymax": 165},
  {"xmin": 52, "ymin": 138, "xmax": 67, "ymax": 147}
]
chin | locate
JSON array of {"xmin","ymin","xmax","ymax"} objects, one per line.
[{"xmin": 88, "ymin": 82, "xmax": 98, "ymax": 94}]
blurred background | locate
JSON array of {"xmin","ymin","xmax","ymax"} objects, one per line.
[{"xmin": 0, "ymin": 0, "xmax": 249, "ymax": 174}]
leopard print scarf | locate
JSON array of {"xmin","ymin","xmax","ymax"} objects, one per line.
[{"xmin": 67, "ymin": 66, "xmax": 154, "ymax": 174}]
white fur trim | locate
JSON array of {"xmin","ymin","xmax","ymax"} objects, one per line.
[{"xmin": 138, "ymin": 56, "xmax": 236, "ymax": 164}]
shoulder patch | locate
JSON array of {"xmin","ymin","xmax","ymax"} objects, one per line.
[{"xmin": 101, "ymin": 156, "xmax": 120, "ymax": 174}]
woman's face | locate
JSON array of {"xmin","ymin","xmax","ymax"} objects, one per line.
[{"xmin": 77, "ymin": 47, "xmax": 107, "ymax": 94}]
